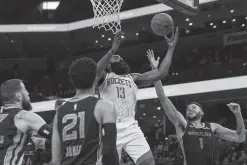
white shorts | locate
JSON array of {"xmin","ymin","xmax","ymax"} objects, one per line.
[{"xmin": 117, "ymin": 122, "xmax": 151, "ymax": 164}]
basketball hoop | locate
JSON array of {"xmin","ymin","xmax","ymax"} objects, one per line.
[{"xmin": 90, "ymin": 0, "xmax": 124, "ymax": 34}]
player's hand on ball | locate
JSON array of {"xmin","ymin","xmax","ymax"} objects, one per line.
[
  {"xmin": 111, "ymin": 31, "xmax": 124, "ymax": 53},
  {"xmin": 146, "ymin": 49, "xmax": 160, "ymax": 69},
  {"xmin": 227, "ymin": 102, "xmax": 241, "ymax": 114},
  {"xmin": 165, "ymin": 27, "xmax": 179, "ymax": 47}
]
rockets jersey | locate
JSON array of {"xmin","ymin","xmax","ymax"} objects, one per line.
[
  {"xmin": 0, "ymin": 108, "xmax": 29, "ymax": 165},
  {"xmin": 99, "ymin": 73, "xmax": 138, "ymax": 126},
  {"xmin": 56, "ymin": 96, "xmax": 103, "ymax": 165},
  {"xmin": 179, "ymin": 123, "xmax": 218, "ymax": 165}
]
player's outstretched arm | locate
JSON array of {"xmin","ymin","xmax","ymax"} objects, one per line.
[
  {"xmin": 131, "ymin": 28, "xmax": 179, "ymax": 87},
  {"xmin": 146, "ymin": 51, "xmax": 187, "ymax": 128},
  {"xmin": 14, "ymin": 111, "xmax": 52, "ymax": 140},
  {"xmin": 51, "ymin": 114, "xmax": 62, "ymax": 165},
  {"xmin": 155, "ymin": 81, "xmax": 187, "ymax": 127},
  {"xmin": 96, "ymin": 31, "xmax": 123, "ymax": 79},
  {"xmin": 95, "ymin": 100, "xmax": 119, "ymax": 165},
  {"xmin": 211, "ymin": 103, "xmax": 245, "ymax": 143}
]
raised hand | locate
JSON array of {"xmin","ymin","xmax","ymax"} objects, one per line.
[
  {"xmin": 165, "ymin": 27, "xmax": 179, "ymax": 47},
  {"xmin": 146, "ymin": 49, "xmax": 160, "ymax": 69},
  {"xmin": 111, "ymin": 31, "xmax": 124, "ymax": 53},
  {"xmin": 227, "ymin": 102, "xmax": 241, "ymax": 114}
]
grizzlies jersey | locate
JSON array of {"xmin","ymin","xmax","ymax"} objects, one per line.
[
  {"xmin": 99, "ymin": 73, "xmax": 138, "ymax": 126},
  {"xmin": 179, "ymin": 123, "xmax": 218, "ymax": 165},
  {"xmin": 0, "ymin": 108, "xmax": 29, "ymax": 165},
  {"xmin": 56, "ymin": 96, "xmax": 103, "ymax": 165}
]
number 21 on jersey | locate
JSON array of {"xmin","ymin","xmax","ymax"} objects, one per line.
[{"xmin": 62, "ymin": 112, "xmax": 85, "ymax": 141}]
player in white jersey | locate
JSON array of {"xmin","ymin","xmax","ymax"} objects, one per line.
[{"xmin": 98, "ymin": 28, "xmax": 179, "ymax": 165}]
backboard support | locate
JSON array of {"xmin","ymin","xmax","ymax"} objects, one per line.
[{"xmin": 157, "ymin": 0, "xmax": 199, "ymax": 15}]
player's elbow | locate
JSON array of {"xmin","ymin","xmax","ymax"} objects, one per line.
[
  {"xmin": 234, "ymin": 134, "xmax": 245, "ymax": 143},
  {"xmin": 238, "ymin": 136, "xmax": 245, "ymax": 143}
]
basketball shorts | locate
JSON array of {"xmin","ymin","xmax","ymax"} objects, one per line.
[{"xmin": 117, "ymin": 122, "xmax": 151, "ymax": 164}]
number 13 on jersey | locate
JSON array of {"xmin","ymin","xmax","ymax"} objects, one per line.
[
  {"xmin": 116, "ymin": 87, "xmax": 125, "ymax": 98},
  {"xmin": 62, "ymin": 112, "xmax": 85, "ymax": 141}
]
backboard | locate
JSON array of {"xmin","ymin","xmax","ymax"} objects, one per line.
[{"xmin": 157, "ymin": 0, "xmax": 199, "ymax": 15}]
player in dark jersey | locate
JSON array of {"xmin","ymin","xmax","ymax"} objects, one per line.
[
  {"xmin": 51, "ymin": 58, "xmax": 119, "ymax": 165},
  {"xmin": 21, "ymin": 135, "xmax": 51, "ymax": 165},
  {"xmin": 146, "ymin": 52, "xmax": 246, "ymax": 165},
  {"xmin": 0, "ymin": 79, "xmax": 53, "ymax": 165}
]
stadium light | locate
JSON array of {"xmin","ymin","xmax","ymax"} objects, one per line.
[{"xmin": 42, "ymin": 1, "xmax": 60, "ymax": 10}]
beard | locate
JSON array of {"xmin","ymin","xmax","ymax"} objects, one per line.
[
  {"xmin": 110, "ymin": 61, "xmax": 130, "ymax": 75},
  {"xmin": 187, "ymin": 113, "xmax": 202, "ymax": 122},
  {"xmin": 22, "ymin": 99, "xmax": 32, "ymax": 111}
]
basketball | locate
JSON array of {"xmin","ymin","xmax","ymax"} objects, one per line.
[{"xmin": 151, "ymin": 13, "xmax": 174, "ymax": 36}]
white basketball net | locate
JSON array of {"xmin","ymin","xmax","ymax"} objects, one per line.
[{"xmin": 90, "ymin": 0, "xmax": 124, "ymax": 34}]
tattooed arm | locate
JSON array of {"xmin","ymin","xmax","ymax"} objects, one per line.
[{"xmin": 211, "ymin": 103, "xmax": 245, "ymax": 143}]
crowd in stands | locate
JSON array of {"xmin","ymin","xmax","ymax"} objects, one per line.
[{"xmin": 0, "ymin": 41, "xmax": 246, "ymax": 104}]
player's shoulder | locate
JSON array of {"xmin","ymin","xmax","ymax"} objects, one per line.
[
  {"xmin": 15, "ymin": 110, "xmax": 33, "ymax": 119},
  {"xmin": 15, "ymin": 110, "xmax": 41, "ymax": 123},
  {"xmin": 14, "ymin": 110, "xmax": 40, "ymax": 134}
]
